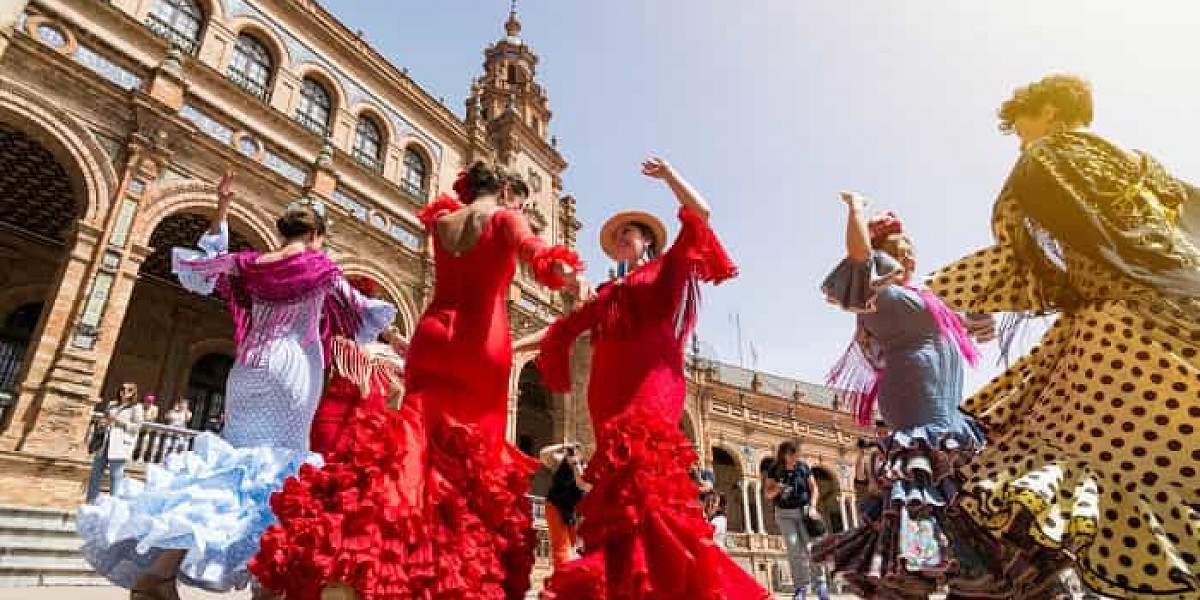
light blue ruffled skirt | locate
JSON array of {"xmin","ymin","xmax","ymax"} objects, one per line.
[{"xmin": 77, "ymin": 433, "xmax": 320, "ymax": 591}]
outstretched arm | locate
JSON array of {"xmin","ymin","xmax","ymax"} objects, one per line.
[
  {"xmin": 210, "ymin": 171, "xmax": 234, "ymax": 235},
  {"xmin": 500, "ymin": 210, "xmax": 585, "ymax": 290},
  {"xmin": 643, "ymin": 157, "xmax": 710, "ymax": 220},
  {"xmin": 841, "ymin": 191, "xmax": 872, "ymax": 262}
]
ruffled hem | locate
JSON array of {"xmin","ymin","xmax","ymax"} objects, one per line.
[
  {"xmin": 418, "ymin": 194, "xmax": 465, "ymax": 231},
  {"xmin": 543, "ymin": 408, "xmax": 769, "ymax": 600},
  {"xmin": 812, "ymin": 425, "xmax": 983, "ymax": 597},
  {"xmin": 821, "ymin": 251, "xmax": 905, "ymax": 314},
  {"xmin": 249, "ymin": 403, "xmax": 537, "ymax": 600},
  {"xmin": 527, "ymin": 244, "xmax": 585, "ymax": 290},
  {"xmin": 77, "ymin": 433, "xmax": 319, "ymax": 592}
]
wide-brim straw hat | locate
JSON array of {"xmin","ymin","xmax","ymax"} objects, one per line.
[{"xmin": 599, "ymin": 210, "xmax": 668, "ymax": 261}]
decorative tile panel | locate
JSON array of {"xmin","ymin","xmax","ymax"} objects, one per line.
[
  {"xmin": 108, "ymin": 199, "xmax": 138, "ymax": 248},
  {"xmin": 263, "ymin": 150, "xmax": 307, "ymax": 185},
  {"xmin": 332, "ymin": 187, "xmax": 368, "ymax": 220},
  {"xmin": 388, "ymin": 223, "xmax": 422, "ymax": 250},
  {"xmin": 74, "ymin": 45, "xmax": 142, "ymax": 91},
  {"xmin": 180, "ymin": 104, "xmax": 234, "ymax": 144}
]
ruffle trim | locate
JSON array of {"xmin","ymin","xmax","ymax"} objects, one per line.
[
  {"xmin": 879, "ymin": 424, "xmax": 984, "ymax": 508},
  {"xmin": 811, "ymin": 425, "xmax": 984, "ymax": 595},
  {"xmin": 418, "ymin": 194, "xmax": 465, "ymax": 232},
  {"xmin": 527, "ymin": 244, "xmax": 585, "ymax": 290},
  {"xmin": 677, "ymin": 207, "xmax": 738, "ymax": 285},
  {"xmin": 543, "ymin": 408, "xmax": 769, "ymax": 600},
  {"xmin": 77, "ymin": 433, "xmax": 319, "ymax": 592},
  {"xmin": 250, "ymin": 405, "xmax": 537, "ymax": 600},
  {"xmin": 820, "ymin": 251, "xmax": 906, "ymax": 314}
]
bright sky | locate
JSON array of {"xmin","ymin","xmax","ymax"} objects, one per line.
[{"xmin": 324, "ymin": 1, "xmax": 1200, "ymax": 392}]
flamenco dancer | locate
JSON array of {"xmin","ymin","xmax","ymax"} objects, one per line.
[
  {"xmin": 809, "ymin": 197, "xmax": 993, "ymax": 600},
  {"xmin": 309, "ymin": 276, "xmax": 407, "ymax": 454},
  {"xmin": 77, "ymin": 172, "xmax": 395, "ymax": 600},
  {"xmin": 250, "ymin": 162, "xmax": 584, "ymax": 600},
  {"xmin": 928, "ymin": 75, "xmax": 1200, "ymax": 599},
  {"xmin": 529, "ymin": 157, "xmax": 769, "ymax": 600}
]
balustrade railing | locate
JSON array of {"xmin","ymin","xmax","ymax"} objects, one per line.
[
  {"xmin": 529, "ymin": 495, "xmax": 546, "ymax": 524},
  {"xmin": 85, "ymin": 415, "xmax": 200, "ymax": 465}
]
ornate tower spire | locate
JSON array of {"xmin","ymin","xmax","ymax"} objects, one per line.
[
  {"xmin": 505, "ymin": 0, "xmax": 522, "ymax": 40},
  {"xmin": 464, "ymin": 3, "xmax": 553, "ymax": 164}
]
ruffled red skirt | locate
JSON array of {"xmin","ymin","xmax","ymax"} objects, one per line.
[
  {"xmin": 310, "ymin": 374, "xmax": 388, "ymax": 455},
  {"xmin": 249, "ymin": 398, "xmax": 538, "ymax": 600},
  {"xmin": 542, "ymin": 408, "xmax": 769, "ymax": 600}
]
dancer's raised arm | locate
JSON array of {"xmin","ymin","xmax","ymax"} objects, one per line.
[
  {"xmin": 840, "ymin": 191, "xmax": 871, "ymax": 262},
  {"xmin": 210, "ymin": 170, "xmax": 234, "ymax": 235},
  {"xmin": 643, "ymin": 157, "xmax": 710, "ymax": 220}
]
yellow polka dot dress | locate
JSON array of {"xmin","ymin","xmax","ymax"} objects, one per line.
[{"xmin": 929, "ymin": 132, "xmax": 1200, "ymax": 600}]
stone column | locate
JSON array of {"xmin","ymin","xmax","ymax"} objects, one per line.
[
  {"xmin": 740, "ymin": 478, "xmax": 753, "ymax": 534},
  {"xmin": 753, "ymin": 479, "xmax": 767, "ymax": 534},
  {"xmin": 838, "ymin": 494, "xmax": 850, "ymax": 533}
]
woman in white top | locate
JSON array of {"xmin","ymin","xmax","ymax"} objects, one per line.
[
  {"xmin": 163, "ymin": 398, "xmax": 191, "ymax": 429},
  {"xmin": 707, "ymin": 492, "xmax": 729, "ymax": 550},
  {"xmin": 85, "ymin": 382, "xmax": 145, "ymax": 502}
]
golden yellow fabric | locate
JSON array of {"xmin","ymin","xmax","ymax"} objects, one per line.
[{"xmin": 931, "ymin": 195, "xmax": 1200, "ymax": 600}]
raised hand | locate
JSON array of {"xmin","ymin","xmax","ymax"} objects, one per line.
[
  {"xmin": 641, "ymin": 157, "xmax": 675, "ymax": 180},
  {"xmin": 840, "ymin": 191, "xmax": 868, "ymax": 211},
  {"xmin": 217, "ymin": 170, "xmax": 235, "ymax": 200}
]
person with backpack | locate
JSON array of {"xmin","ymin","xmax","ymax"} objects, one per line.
[{"xmin": 765, "ymin": 440, "xmax": 827, "ymax": 600}]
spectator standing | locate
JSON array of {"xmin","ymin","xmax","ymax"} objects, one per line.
[{"xmin": 85, "ymin": 382, "xmax": 144, "ymax": 503}]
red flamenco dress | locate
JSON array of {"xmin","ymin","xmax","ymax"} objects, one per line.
[
  {"xmin": 309, "ymin": 335, "xmax": 404, "ymax": 455},
  {"xmin": 250, "ymin": 194, "xmax": 583, "ymax": 600},
  {"xmin": 537, "ymin": 207, "xmax": 768, "ymax": 600}
]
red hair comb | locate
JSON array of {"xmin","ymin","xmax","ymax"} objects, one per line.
[
  {"xmin": 868, "ymin": 211, "xmax": 904, "ymax": 240},
  {"xmin": 452, "ymin": 171, "xmax": 474, "ymax": 204}
]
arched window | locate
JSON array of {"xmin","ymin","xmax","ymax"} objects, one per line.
[
  {"xmin": 226, "ymin": 33, "xmax": 273, "ymax": 100},
  {"xmin": 295, "ymin": 78, "xmax": 332, "ymax": 136},
  {"xmin": 401, "ymin": 147, "xmax": 428, "ymax": 201},
  {"xmin": 147, "ymin": 0, "xmax": 204, "ymax": 54},
  {"xmin": 352, "ymin": 116, "xmax": 383, "ymax": 173}
]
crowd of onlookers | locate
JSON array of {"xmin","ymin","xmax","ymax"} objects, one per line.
[{"xmin": 84, "ymin": 380, "xmax": 208, "ymax": 502}]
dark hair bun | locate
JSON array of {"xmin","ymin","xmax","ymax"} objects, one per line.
[
  {"xmin": 455, "ymin": 161, "xmax": 530, "ymax": 204},
  {"xmin": 275, "ymin": 206, "xmax": 326, "ymax": 239},
  {"xmin": 465, "ymin": 161, "xmax": 503, "ymax": 197},
  {"xmin": 998, "ymin": 74, "xmax": 1093, "ymax": 134}
]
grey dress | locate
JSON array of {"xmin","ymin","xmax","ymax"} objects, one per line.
[{"xmin": 811, "ymin": 251, "xmax": 986, "ymax": 600}]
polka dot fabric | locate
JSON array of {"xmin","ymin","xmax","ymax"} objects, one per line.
[{"xmin": 930, "ymin": 197, "xmax": 1200, "ymax": 600}]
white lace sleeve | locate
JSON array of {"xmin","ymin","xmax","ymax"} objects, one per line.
[
  {"xmin": 333, "ymin": 277, "xmax": 398, "ymax": 343},
  {"xmin": 171, "ymin": 222, "xmax": 231, "ymax": 295}
]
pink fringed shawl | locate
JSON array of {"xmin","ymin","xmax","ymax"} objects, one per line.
[
  {"xmin": 179, "ymin": 250, "xmax": 364, "ymax": 367},
  {"xmin": 828, "ymin": 286, "xmax": 980, "ymax": 426}
]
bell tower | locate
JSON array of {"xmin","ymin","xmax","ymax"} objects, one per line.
[{"xmin": 465, "ymin": 2, "xmax": 554, "ymax": 165}]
